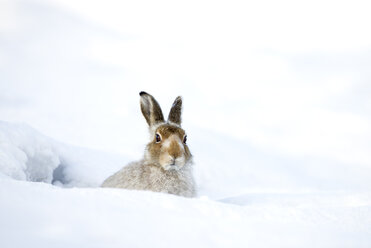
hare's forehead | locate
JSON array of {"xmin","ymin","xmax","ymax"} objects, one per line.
[{"xmin": 155, "ymin": 124, "xmax": 185, "ymax": 138}]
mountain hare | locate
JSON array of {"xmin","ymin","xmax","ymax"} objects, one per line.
[{"xmin": 101, "ymin": 92, "xmax": 196, "ymax": 197}]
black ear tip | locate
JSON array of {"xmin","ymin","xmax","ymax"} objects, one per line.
[{"xmin": 139, "ymin": 91, "xmax": 148, "ymax": 96}]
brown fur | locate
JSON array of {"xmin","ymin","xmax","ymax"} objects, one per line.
[
  {"xmin": 168, "ymin": 96, "xmax": 182, "ymax": 125},
  {"xmin": 140, "ymin": 92, "xmax": 164, "ymax": 126}
]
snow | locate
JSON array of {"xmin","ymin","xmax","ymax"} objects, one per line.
[
  {"xmin": 1, "ymin": 178, "xmax": 371, "ymax": 248},
  {"xmin": 0, "ymin": 121, "xmax": 60, "ymax": 182},
  {"xmin": 1, "ymin": 0, "xmax": 371, "ymax": 247},
  {"xmin": 0, "ymin": 121, "xmax": 125, "ymax": 187},
  {"xmin": 1, "ymin": 121, "xmax": 371, "ymax": 248}
]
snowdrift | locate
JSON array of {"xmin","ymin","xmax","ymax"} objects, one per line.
[
  {"xmin": 1, "ymin": 120, "xmax": 371, "ymax": 247},
  {"xmin": 1, "ymin": 179, "xmax": 371, "ymax": 248},
  {"xmin": 0, "ymin": 121, "xmax": 125, "ymax": 187}
]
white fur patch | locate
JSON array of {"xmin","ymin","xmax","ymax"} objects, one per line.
[
  {"xmin": 167, "ymin": 121, "xmax": 181, "ymax": 128},
  {"xmin": 161, "ymin": 138, "xmax": 172, "ymax": 148}
]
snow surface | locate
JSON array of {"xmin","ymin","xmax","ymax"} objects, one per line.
[
  {"xmin": 1, "ymin": 121, "xmax": 371, "ymax": 248},
  {"xmin": 0, "ymin": 121, "xmax": 126, "ymax": 187},
  {"xmin": 1, "ymin": 176, "xmax": 371, "ymax": 248}
]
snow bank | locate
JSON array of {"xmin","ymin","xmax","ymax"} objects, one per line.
[
  {"xmin": 2, "ymin": 119, "xmax": 371, "ymax": 198},
  {"xmin": 0, "ymin": 121, "xmax": 60, "ymax": 182},
  {"xmin": 1, "ymin": 179, "xmax": 370, "ymax": 248},
  {"xmin": 1, "ymin": 120, "xmax": 371, "ymax": 247},
  {"xmin": 0, "ymin": 121, "xmax": 126, "ymax": 187}
]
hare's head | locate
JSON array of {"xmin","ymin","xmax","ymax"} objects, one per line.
[{"xmin": 140, "ymin": 91, "xmax": 192, "ymax": 171}]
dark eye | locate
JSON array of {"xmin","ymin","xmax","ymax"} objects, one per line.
[
  {"xmin": 183, "ymin": 135, "xmax": 187, "ymax": 144},
  {"xmin": 155, "ymin": 133, "xmax": 161, "ymax": 143}
]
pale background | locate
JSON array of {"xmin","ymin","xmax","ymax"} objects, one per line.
[
  {"xmin": 1, "ymin": 0, "xmax": 371, "ymax": 192},
  {"xmin": 1, "ymin": 1, "xmax": 371, "ymax": 247}
]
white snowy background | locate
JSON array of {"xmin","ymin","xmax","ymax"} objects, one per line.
[{"xmin": 1, "ymin": 0, "xmax": 371, "ymax": 247}]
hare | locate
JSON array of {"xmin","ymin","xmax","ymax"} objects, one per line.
[{"xmin": 101, "ymin": 91, "xmax": 196, "ymax": 197}]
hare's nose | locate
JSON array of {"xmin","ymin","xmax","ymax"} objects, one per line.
[
  {"xmin": 169, "ymin": 140, "xmax": 182, "ymax": 158},
  {"xmin": 170, "ymin": 158, "xmax": 176, "ymax": 166}
]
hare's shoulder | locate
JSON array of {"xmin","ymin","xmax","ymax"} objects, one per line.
[{"xmin": 101, "ymin": 161, "xmax": 144, "ymax": 187}]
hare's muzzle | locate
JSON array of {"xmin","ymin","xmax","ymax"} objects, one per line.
[{"xmin": 159, "ymin": 135, "xmax": 186, "ymax": 170}]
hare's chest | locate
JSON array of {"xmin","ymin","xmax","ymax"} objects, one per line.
[
  {"xmin": 145, "ymin": 169, "xmax": 180, "ymax": 189},
  {"xmin": 143, "ymin": 166, "xmax": 194, "ymax": 197}
]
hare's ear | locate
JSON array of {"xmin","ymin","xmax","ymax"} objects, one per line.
[
  {"xmin": 140, "ymin": 91, "xmax": 164, "ymax": 127},
  {"xmin": 168, "ymin": 96, "xmax": 182, "ymax": 125}
]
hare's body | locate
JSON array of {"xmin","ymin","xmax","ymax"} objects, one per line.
[
  {"xmin": 101, "ymin": 92, "xmax": 196, "ymax": 197},
  {"xmin": 102, "ymin": 160, "xmax": 195, "ymax": 197}
]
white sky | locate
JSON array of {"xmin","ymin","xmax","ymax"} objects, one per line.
[{"xmin": 1, "ymin": 0, "xmax": 371, "ymax": 166}]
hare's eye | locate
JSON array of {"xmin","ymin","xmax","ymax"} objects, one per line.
[
  {"xmin": 183, "ymin": 135, "xmax": 187, "ymax": 144},
  {"xmin": 155, "ymin": 133, "xmax": 161, "ymax": 143}
]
